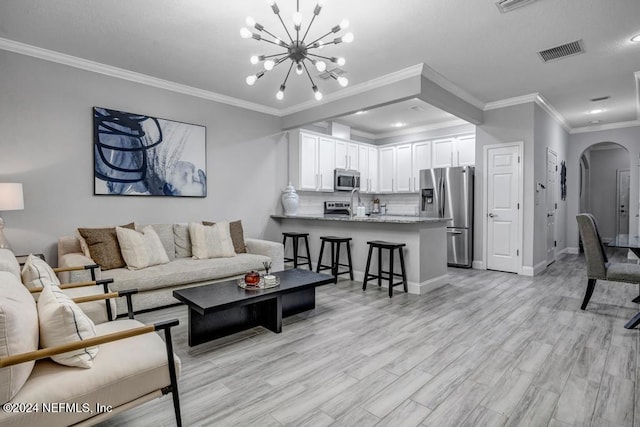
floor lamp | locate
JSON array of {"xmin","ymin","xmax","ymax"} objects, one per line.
[{"xmin": 0, "ymin": 183, "xmax": 24, "ymax": 250}]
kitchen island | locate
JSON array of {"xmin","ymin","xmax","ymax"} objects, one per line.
[{"xmin": 269, "ymin": 214, "xmax": 450, "ymax": 295}]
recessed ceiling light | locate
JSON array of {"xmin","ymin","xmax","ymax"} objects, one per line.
[
  {"xmin": 588, "ymin": 109, "xmax": 604, "ymax": 114},
  {"xmin": 391, "ymin": 122, "xmax": 406, "ymax": 128},
  {"xmin": 354, "ymin": 110, "xmax": 367, "ymax": 115},
  {"xmin": 631, "ymin": 34, "xmax": 640, "ymax": 42},
  {"xmin": 589, "ymin": 120, "xmax": 601, "ymax": 125}
]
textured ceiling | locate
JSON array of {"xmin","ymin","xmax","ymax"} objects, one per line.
[{"xmin": 0, "ymin": 0, "xmax": 639, "ymax": 132}]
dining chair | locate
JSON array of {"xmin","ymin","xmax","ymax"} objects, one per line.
[{"xmin": 576, "ymin": 213, "xmax": 640, "ymax": 328}]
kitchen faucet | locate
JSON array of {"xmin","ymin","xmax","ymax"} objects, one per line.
[{"xmin": 350, "ymin": 187, "xmax": 361, "ymax": 218}]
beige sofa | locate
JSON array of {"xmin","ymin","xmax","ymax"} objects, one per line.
[
  {"xmin": 58, "ymin": 223, "xmax": 284, "ymax": 315},
  {"xmin": 0, "ymin": 249, "xmax": 182, "ymax": 427}
]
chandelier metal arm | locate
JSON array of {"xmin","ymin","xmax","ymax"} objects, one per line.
[
  {"xmin": 258, "ymin": 38, "xmax": 286, "ymax": 48},
  {"xmin": 306, "ymin": 30, "xmax": 336, "ymax": 48},
  {"xmin": 302, "ymin": 61, "xmax": 317, "ymax": 88},
  {"xmin": 306, "ymin": 52, "xmax": 333, "ymax": 61},
  {"xmin": 276, "ymin": 13, "xmax": 294, "ymax": 43},
  {"xmin": 281, "ymin": 60, "xmax": 295, "ymax": 87},
  {"xmin": 301, "ymin": 13, "xmax": 317, "ymax": 43}
]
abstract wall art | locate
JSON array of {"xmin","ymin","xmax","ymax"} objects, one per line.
[{"xmin": 93, "ymin": 107, "xmax": 207, "ymax": 197}]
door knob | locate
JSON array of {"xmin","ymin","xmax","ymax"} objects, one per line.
[{"xmin": 488, "ymin": 213, "xmax": 495, "ymax": 218}]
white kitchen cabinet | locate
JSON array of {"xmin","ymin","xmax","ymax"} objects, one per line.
[
  {"xmin": 432, "ymin": 138, "xmax": 455, "ymax": 168},
  {"xmin": 335, "ymin": 140, "xmax": 359, "ymax": 170},
  {"xmin": 358, "ymin": 145, "xmax": 379, "ymax": 193},
  {"xmin": 395, "ymin": 144, "xmax": 413, "ymax": 192},
  {"xmin": 292, "ymin": 131, "xmax": 335, "ymax": 191},
  {"xmin": 412, "ymin": 140, "xmax": 431, "ymax": 191},
  {"xmin": 318, "ymin": 137, "xmax": 335, "ymax": 191},
  {"xmin": 367, "ymin": 147, "xmax": 378, "ymax": 193},
  {"xmin": 456, "ymin": 135, "xmax": 476, "ymax": 166},
  {"xmin": 378, "ymin": 146, "xmax": 395, "ymax": 193}
]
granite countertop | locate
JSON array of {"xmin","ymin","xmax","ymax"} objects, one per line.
[{"xmin": 271, "ymin": 214, "xmax": 450, "ymax": 224}]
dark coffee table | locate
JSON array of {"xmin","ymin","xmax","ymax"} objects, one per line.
[{"xmin": 173, "ymin": 269, "xmax": 334, "ymax": 346}]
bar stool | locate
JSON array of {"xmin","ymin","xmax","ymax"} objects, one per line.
[
  {"xmin": 363, "ymin": 240, "xmax": 407, "ymax": 298},
  {"xmin": 282, "ymin": 232, "xmax": 312, "ymax": 269},
  {"xmin": 316, "ymin": 236, "xmax": 354, "ymax": 282}
]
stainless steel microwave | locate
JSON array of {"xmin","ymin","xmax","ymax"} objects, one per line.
[{"xmin": 334, "ymin": 168, "xmax": 360, "ymax": 191}]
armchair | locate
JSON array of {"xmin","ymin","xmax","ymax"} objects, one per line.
[{"xmin": 0, "ymin": 270, "xmax": 182, "ymax": 426}]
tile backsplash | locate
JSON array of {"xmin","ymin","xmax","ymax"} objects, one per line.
[{"xmin": 293, "ymin": 191, "xmax": 419, "ymax": 216}]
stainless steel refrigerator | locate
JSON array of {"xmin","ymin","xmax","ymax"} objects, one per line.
[{"xmin": 419, "ymin": 166, "xmax": 474, "ymax": 267}]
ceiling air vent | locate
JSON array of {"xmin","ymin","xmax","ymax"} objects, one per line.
[
  {"xmin": 319, "ymin": 67, "xmax": 346, "ymax": 80},
  {"xmin": 537, "ymin": 40, "xmax": 584, "ymax": 63},
  {"xmin": 495, "ymin": 0, "xmax": 537, "ymax": 13}
]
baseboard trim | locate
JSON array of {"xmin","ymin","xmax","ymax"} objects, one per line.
[
  {"xmin": 472, "ymin": 260, "xmax": 486, "ymax": 270},
  {"xmin": 521, "ymin": 260, "xmax": 548, "ymax": 277},
  {"xmin": 408, "ymin": 274, "xmax": 449, "ymax": 295},
  {"xmin": 565, "ymin": 247, "xmax": 580, "ymax": 254}
]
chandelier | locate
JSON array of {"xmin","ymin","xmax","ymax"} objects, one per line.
[{"xmin": 240, "ymin": 0, "xmax": 353, "ymax": 101}]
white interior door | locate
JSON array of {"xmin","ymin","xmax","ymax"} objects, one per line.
[
  {"xmin": 546, "ymin": 149, "xmax": 557, "ymax": 266},
  {"xmin": 486, "ymin": 144, "xmax": 521, "ymax": 273},
  {"xmin": 617, "ymin": 169, "xmax": 630, "ymax": 235}
]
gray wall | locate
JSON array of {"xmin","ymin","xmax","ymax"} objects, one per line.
[
  {"xmin": 475, "ymin": 103, "xmax": 535, "ymax": 268},
  {"xmin": 0, "ymin": 50, "xmax": 286, "ymax": 264},
  {"xmin": 567, "ymin": 126, "xmax": 640, "ymax": 250},
  {"xmin": 533, "ymin": 104, "xmax": 569, "ymax": 266},
  {"xmin": 584, "ymin": 146, "xmax": 631, "ymax": 240}
]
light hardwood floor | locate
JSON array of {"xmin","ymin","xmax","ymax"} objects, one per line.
[{"xmin": 100, "ymin": 250, "xmax": 640, "ymax": 427}]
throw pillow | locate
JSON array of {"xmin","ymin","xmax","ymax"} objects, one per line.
[
  {"xmin": 189, "ymin": 222, "xmax": 236, "ymax": 259},
  {"xmin": 0, "ymin": 271, "xmax": 39, "ymax": 404},
  {"xmin": 76, "ymin": 230, "xmax": 92, "ymax": 258},
  {"xmin": 37, "ymin": 284, "xmax": 98, "ymax": 368},
  {"xmin": 21, "ymin": 254, "xmax": 61, "ymax": 290},
  {"xmin": 116, "ymin": 226, "xmax": 171, "ymax": 270},
  {"xmin": 136, "ymin": 223, "xmax": 176, "ymax": 261},
  {"xmin": 0, "ymin": 248, "xmax": 22, "ymax": 279},
  {"xmin": 77, "ymin": 223, "xmax": 134, "ymax": 270},
  {"xmin": 203, "ymin": 220, "xmax": 247, "ymax": 253},
  {"xmin": 173, "ymin": 224, "xmax": 192, "ymax": 258}
]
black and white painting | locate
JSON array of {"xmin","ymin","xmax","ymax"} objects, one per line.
[{"xmin": 93, "ymin": 107, "xmax": 207, "ymax": 197}]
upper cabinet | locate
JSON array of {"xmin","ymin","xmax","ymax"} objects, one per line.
[
  {"xmin": 432, "ymin": 136, "xmax": 475, "ymax": 168},
  {"xmin": 290, "ymin": 128, "xmax": 475, "ymax": 194},
  {"xmin": 335, "ymin": 140, "xmax": 360, "ymax": 170},
  {"xmin": 290, "ymin": 131, "xmax": 335, "ymax": 191}
]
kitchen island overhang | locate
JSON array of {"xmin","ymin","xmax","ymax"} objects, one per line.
[{"xmin": 270, "ymin": 214, "xmax": 450, "ymax": 295}]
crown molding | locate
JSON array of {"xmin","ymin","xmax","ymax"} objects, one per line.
[
  {"xmin": 350, "ymin": 129, "xmax": 377, "ymax": 140},
  {"xmin": 484, "ymin": 93, "xmax": 539, "ymax": 110},
  {"xmin": 534, "ymin": 94, "xmax": 571, "ymax": 132},
  {"xmin": 0, "ymin": 37, "xmax": 281, "ymax": 117},
  {"xmin": 279, "ymin": 64, "xmax": 425, "ymax": 116},
  {"xmin": 570, "ymin": 119, "xmax": 640, "ymax": 134},
  {"xmin": 420, "ymin": 63, "xmax": 485, "ymax": 110}
]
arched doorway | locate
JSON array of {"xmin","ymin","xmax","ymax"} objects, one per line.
[{"xmin": 578, "ymin": 142, "xmax": 631, "ymax": 243}]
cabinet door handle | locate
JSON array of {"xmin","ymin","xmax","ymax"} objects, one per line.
[
  {"xmin": 392, "ymin": 178, "xmax": 395, "ymax": 192},
  {"xmin": 320, "ymin": 173, "xmax": 323, "ymax": 189},
  {"xmin": 414, "ymin": 177, "xmax": 417, "ymax": 192}
]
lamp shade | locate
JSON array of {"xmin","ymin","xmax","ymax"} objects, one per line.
[{"xmin": 0, "ymin": 183, "xmax": 24, "ymax": 211}]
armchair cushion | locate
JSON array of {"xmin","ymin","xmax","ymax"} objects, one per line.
[
  {"xmin": 116, "ymin": 226, "xmax": 170, "ymax": 270},
  {"xmin": 37, "ymin": 285, "xmax": 98, "ymax": 368},
  {"xmin": 77, "ymin": 223, "xmax": 135, "ymax": 270},
  {"xmin": 21, "ymin": 254, "xmax": 61, "ymax": 290},
  {"xmin": 0, "ymin": 272, "xmax": 39, "ymax": 405}
]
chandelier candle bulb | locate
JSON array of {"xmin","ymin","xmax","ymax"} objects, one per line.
[{"xmin": 240, "ymin": 27, "xmax": 252, "ymax": 38}]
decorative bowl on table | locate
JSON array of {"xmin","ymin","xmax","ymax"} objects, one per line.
[{"xmin": 237, "ymin": 273, "xmax": 280, "ymax": 290}]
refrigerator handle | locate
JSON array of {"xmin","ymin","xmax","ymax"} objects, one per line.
[{"xmin": 440, "ymin": 175, "xmax": 446, "ymax": 218}]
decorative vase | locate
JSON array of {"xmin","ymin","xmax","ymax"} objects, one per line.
[{"xmin": 281, "ymin": 182, "xmax": 299, "ymax": 216}]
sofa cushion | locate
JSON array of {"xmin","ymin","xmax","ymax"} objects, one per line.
[
  {"xmin": 173, "ymin": 224, "xmax": 192, "ymax": 258},
  {"xmin": 37, "ymin": 285, "xmax": 99, "ymax": 368},
  {"xmin": 0, "ymin": 249, "xmax": 21, "ymax": 279},
  {"xmin": 136, "ymin": 223, "xmax": 176, "ymax": 262},
  {"xmin": 77, "ymin": 223, "xmax": 134, "ymax": 270},
  {"xmin": 104, "ymin": 253, "xmax": 271, "ymax": 292},
  {"xmin": 116, "ymin": 226, "xmax": 170, "ymax": 270},
  {"xmin": 203, "ymin": 220, "xmax": 247, "ymax": 254},
  {"xmin": 0, "ymin": 272, "xmax": 39, "ymax": 405},
  {"xmin": 190, "ymin": 222, "xmax": 235, "ymax": 259},
  {"xmin": 0, "ymin": 319, "xmax": 181, "ymax": 427},
  {"xmin": 21, "ymin": 254, "xmax": 61, "ymax": 290}
]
